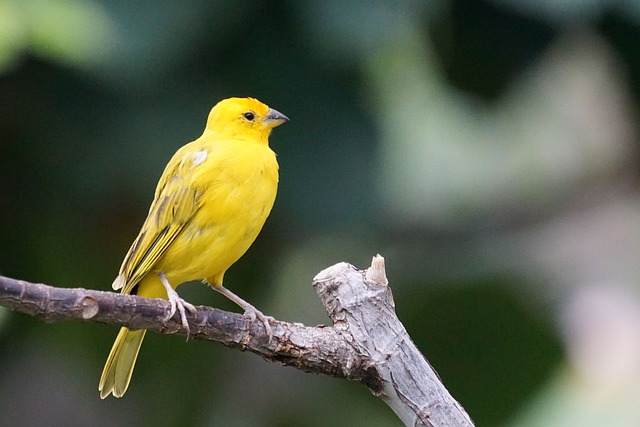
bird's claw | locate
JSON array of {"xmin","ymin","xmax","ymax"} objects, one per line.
[
  {"xmin": 244, "ymin": 307, "xmax": 273, "ymax": 341},
  {"xmin": 159, "ymin": 273, "xmax": 197, "ymax": 335},
  {"xmin": 172, "ymin": 294, "xmax": 197, "ymax": 333}
]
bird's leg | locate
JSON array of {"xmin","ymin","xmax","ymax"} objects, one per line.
[
  {"xmin": 158, "ymin": 272, "xmax": 197, "ymax": 333},
  {"xmin": 213, "ymin": 285, "xmax": 273, "ymax": 339}
]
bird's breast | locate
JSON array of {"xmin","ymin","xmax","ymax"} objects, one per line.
[{"xmin": 157, "ymin": 141, "xmax": 278, "ymax": 283}]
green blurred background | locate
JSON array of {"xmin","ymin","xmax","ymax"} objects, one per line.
[{"xmin": 2, "ymin": 0, "xmax": 640, "ymax": 426}]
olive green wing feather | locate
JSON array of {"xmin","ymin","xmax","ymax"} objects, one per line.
[{"xmin": 112, "ymin": 147, "xmax": 204, "ymax": 295}]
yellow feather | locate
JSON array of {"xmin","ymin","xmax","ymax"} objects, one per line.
[
  {"xmin": 99, "ymin": 97, "xmax": 288, "ymax": 398},
  {"xmin": 99, "ymin": 328, "xmax": 146, "ymax": 399}
]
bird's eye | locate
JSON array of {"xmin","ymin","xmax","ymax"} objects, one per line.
[{"xmin": 243, "ymin": 111, "xmax": 255, "ymax": 121}]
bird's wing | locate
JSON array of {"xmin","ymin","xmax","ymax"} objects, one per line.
[{"xmin": 114, "ymin": 146, "xmax": 205, "ymax": 295}]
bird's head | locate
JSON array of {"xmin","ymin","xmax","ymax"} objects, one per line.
[{"xmin": 205, "ymin": 97, "xmax": 289, "ymax": 144}]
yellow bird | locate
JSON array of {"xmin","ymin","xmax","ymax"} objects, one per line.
[{"xmin": 99, "ymin": 97, "xmax": 288, "ymax": 399}]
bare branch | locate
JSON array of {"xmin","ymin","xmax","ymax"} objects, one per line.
[
  {"xmin": 0, "ymin": 275, "xmax": 360, "ymax": 380},
  {"xmin": 0, "ymin": 256, "xmax": 474, "ymax": 427}
]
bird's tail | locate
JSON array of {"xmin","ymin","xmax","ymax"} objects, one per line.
[{"xmin": 99, "ymin": 327, "xmax": 147, "ymax": 399}]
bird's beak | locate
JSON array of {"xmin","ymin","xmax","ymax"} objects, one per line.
[{"xmin": 264, "ymin": 108, "xmax": 289, "ymax": 127}]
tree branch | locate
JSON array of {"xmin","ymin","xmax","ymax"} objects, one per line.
[{"xmin": 0, "ymin": 255, "xmax": 474, "ymax": 427}]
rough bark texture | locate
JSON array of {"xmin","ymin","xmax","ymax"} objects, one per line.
[
  {"xmin": 0, "ymin": 255, "xmax": 474, "ymax": 427},
  {"xmin": 314, "ymin": 258, "xmax": 473, "ymax": 426}
]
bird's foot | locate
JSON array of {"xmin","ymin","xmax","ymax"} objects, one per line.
[
  {"xmin": 158, "ymin": 272, "xmax": 197, "ymax": 334},
  {"xmin": 242, "ymin": 306, "xmax": 274, "ymax": 341},
  {"xmin": 166, "ymin": 286, "xmax": 198, "ymax": 332},
  {"xmin": 213, "ymin": 284, "xmax": 273, "ymax": 341}
]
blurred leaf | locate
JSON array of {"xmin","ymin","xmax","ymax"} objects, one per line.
[
  {"xmin": 25, "ymin": 0, "xmax": 116, "ymax": 67},
  {"xmin": 0, "ymin": 0, "xmax": 28, "ymax": 71}
]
